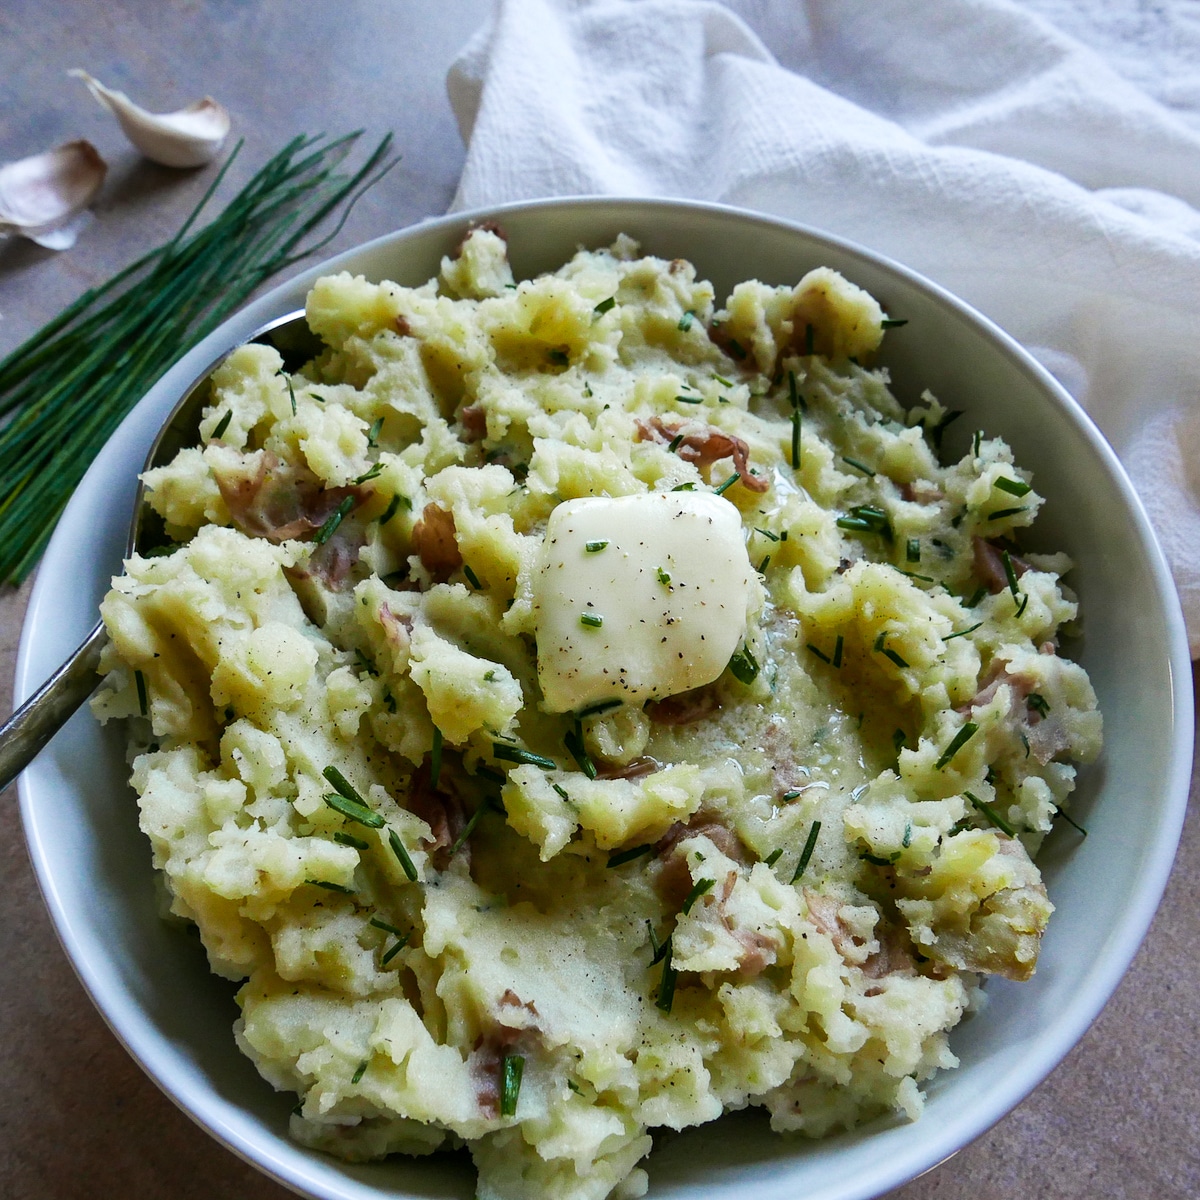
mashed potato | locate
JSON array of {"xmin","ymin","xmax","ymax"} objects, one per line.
[{"xmin": 93, "ymin": 228, "xmax": 1101, "ymax": 1200}]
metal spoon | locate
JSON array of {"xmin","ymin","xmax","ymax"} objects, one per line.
[{"xmin": 0, "ymin": 310, "xmax": 316, "ymax": 791}]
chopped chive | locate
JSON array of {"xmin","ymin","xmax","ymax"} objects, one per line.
[
  {"xmin": 906, "ymin": 538, "xmax": 920, "ymax": 563},
  {"xmin": 678, "ymin": 309, "xmax": 695, "ymax": 331},
  {"xmin": 929, "ymin": 408, "xmax": 962, "ymax": 452},
  {"xmin": 902, "ymin": 821, "xmax": 913, "ymax": 848},
  {"xmin": 582, "ymin": 382, "xmax": 593, "ymax": 398},
  {"xmin": 882, "ymin": 647, "xmax": 910, "ymax": 669},
  {"xmin": 860, "ymin": 850, "xmax": 898, "ymax": 866},
  {"xmin": 1015, "ymin": 593, "xmax": 1030, "ymax": 618},
  {"xmin": 388, "ymin": 827, "xmax": 418, "ymax": 881},
  {"xmin": 551, "ymin": 783, "xmax": 571, "ymax": 802},
  {"xmin": 351, "ymin": 1060, "xmax": 368, "ymax": 1085},
  {"xmin": 657, "ymin": 567, "xmax": 671, "ymax": 585},
  {"xmin": 310, "ymin": 879, "xmax": 354, "ymax": 894},
  {"xmin": 211, "ymin": 409, "xmax": 233, "ymax": 441},
  {"xmin": 670, "ymin": 482, "xmax": 696, "ymax": 491},
  {"xmin": 567, "ymin": 1079, "xmax": 581, "ymax": 1094},
  {"xmin": 493, "ymin": 743, "xmax": 558, "ymax": 770},
  {"xmin": 727, "ymin": 338, "xmax": 747, "ymax": 360},
  {"xmin": 563, "ymin": 726, "xmax": 597, "ymax": 779},
  {"xmin": 881, "ymin": 317, "xmax": 908, "ymax": 328},
  {"xmin": 354, "ymin": 462, "xmax": 384, "ymax": 485},
  {"xmin": 578, "ymin": 698, "xmax": 622, "ymax": 718},
  {"xmin": 1000, "ymin": 549, "xmax": 1020, "ymax": 600},
  {"xmin": 756, "ymin": 527, "xmax": 779, "ymax": 542},
  {"xmin": 379, "ymin": 494, "xmax": 405, "ymax": 525},
  {"xmin": 804, "ymin": 323, "xmax": 815, "ymax": 355},
  {"xmin": 935, "ymin": 722, "xmax": 979, "ymax": 770},
  {"xmin": 728, "ymin": 644, "xmax": 759, "ymax": 685},
  {"xmin": 681, "ymin": 878, "xmax": 715, "ymax": 915},
  {"xmin": 381, "ymin": 935, "xmax": 408, "ymax": 966},
  {"xmin": 757, "ymin": 554, "xmax": 771, "ymax": 573},
  {"xmin": 647, "ymin": 921, "xmax": 664, "ymax": 963},
  {"xmin": 676, "ymin": 394, "xmax": 703, "ymax": 405},
  {"xmin": 837, "ymin": 505, "xmax": 892, "ymax": 539},
  {"xmin": 713, "ymin": 472, "xmax": 739, "ymax": 497},
  {"xmin": 607, "ymin": 843, "xmax": 654, "ymax": 868},
  {"xmin": 313, "ymin": 496, "xmax": 355, "ymax": 546},
  {"xmin": 462, "ymin": 563, "xmax": 482, "ymax": 589},
  {"xmin": 987, "ymin": 506, "xmax": 1027, "ymax": 521},
  {"xmin": 787, "ymin": 369, "xmax": 807, "ymax": 412},
  {"xmin": 713, "ymin": 373, "xmax": 733, "ymax": 387},
  {"xmin": 790, "ymin": 820, "xmax": 821, "ymax": 883},
  {"xmin": 1052, "ymin": 805, "xmax": 1088, "ymax": 837},
  {"xmin": 449, "ymin": 800, "xmax": 488, "ymax": 857},
  {"xmin": 547, "ymin": 348, "xmax": 569, "ymax": 366},
  {"xmin": 667, "ymin": 433, "xmax": 684, "ymax": 453},
  {"xmin": 944, "ymin": 622, "xmax": 982, "ymax": 641},
  {"xmin": 500, "ymin": 1055, "xmax": 525, "ymax": 1117},
  {"xmin": 286, "ymin": 377, "xmax": 297, "ymax": 416},
  {"xmin": 764, "ymin": 848, "xmax": 784, "ymax": 867},
  {"xmin": 832, "ymin": 634, "xmax": 844, "ymax": 668},
  {"xmin": 995, "ymin": 477, "xmax": 1031, "ymax": 497},
  {"xmin": 333, "ymin": 830, "xmax": 370, "ymax": 850},
  {"xmin": 973, "ymin": 430, "xmax": 982, "ymax": 457},
  {"xmin": 580, "ymin": 612, "xmax": 604, "ymax": 628},
  {"xmin": 134, "ymin": 668, "xmax": 148, "ymax": 716},
  {"xmin": 430, "ymin": 727, "xmax": 443, "ymax": 789},
  {"xmin": 965, "ymin": 791, "xmax": 1016, "ymax": 837},
  {"xmin": 966, "ymin": 586, "xmax": 988, "ymax": 608},
  {"xmin": 323, "ymin": 791, "xmax": 385, "ymax": 828},
  {"xmin": 806, "ymin": 643, "xmax": 831, "ymax": 664},
  {"xmin": 897, "ymin": 569, "xmax": 935, "ymax": 582},
  {"xmin": 594, "ymin": 296, "xmax": 616, "ymax": 315},
  {"xmin": 841, "ymin": 456, "xmax": 874, "ymax": 477},
  {"xmin": 873, "ymin": 630, "xmax": 887, "ymax": 652},
  {"xmin": 782, "ymin": 788, "xmax": 804, "ymax": 801},
  {"xmin": 791, "ymin": 407, "xmax": 802, "ymax": 469},
  {"xmin": 1027, "ymin": 693, "xmax": 1050, "ymax": 718},
  {"xmin": 369, "ymin": 916, "xmax": 404, "ymax": 936},
  {"xmin": 655, "ymin": 940, "xmax": 677, "ymax": 1013},
  {"xmin": 584, "ymin": 540, "xmax": 609, "ymax": 553},
  {"xmin": 367, "ymin": 416, "xmax": 384, "ymax": 447}
]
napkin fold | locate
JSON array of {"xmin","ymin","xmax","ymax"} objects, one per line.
[{"xmin": 448, "ymin": 0, "xmax": 1200, "ymax": 656}]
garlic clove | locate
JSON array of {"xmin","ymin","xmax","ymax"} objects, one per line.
[
  {"xmin": 0, "ymin": 140, "xmax": 107, "ymax": 250},
  {"xmin": 70, "ymin": 70, "xmax": 231, "ymax": 169}
]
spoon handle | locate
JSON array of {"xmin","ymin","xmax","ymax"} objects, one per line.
[{"xmin": 0, "ymin": 621, "xmax": 108, "ymax": 792}]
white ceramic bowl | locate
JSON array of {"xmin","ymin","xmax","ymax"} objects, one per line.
[{"xmin": 17, "ymin": 198, "xmax": 1194, "ymax": 1200}]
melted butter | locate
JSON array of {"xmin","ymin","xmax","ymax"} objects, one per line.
[{"xmin": 532, "ymin": 492, "xmax": 754, "ymax": 712}]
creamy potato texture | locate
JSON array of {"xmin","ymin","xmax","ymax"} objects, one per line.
[{"xmin": 94, "ymin": 229, "xmax": 1102, "ymax": 1200}]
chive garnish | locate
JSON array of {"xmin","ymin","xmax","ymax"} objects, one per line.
[
  {"xmin": 966, "ymin": 586, "xmax": 988, "ymax": 608},
  {"xmin": 655, "ymin": 940, "xmax": 677, "ymax": 1013},
  {"xmin": 860, "ymin": 850, "xmax": 898, "ymax": 866},
  {"xmin": 563, "ymin": 727, "xmax": 597, "ymax": 778},
  {"xmin": 764, "ymin": 848, "xmax": 784, "ymax": 868},
  {"xmin": 657, "ymin": 567, "xmax": 671, "ymax": 585},
  {"xmin": 757, "ymin": 554, "xmax": 771, "ymax": 573},
  {"xmin": 134, "ymin": 668, "xmax": 148, "ymax": 716},
  {"xmin": 790, "ymin": 820, "xmax": 821, "ymax": 883},
  {"xmin": 1053, "ymin": 804, "xmax": 1088, "ymax": 837},
  {"xmin": 881, "ymin": 317, "xmax": 908, "ymax": 328},
  {"xmin": 333, "ymin": 830, "xmax": 370, "ymax": 850},
  {"xmin": 897, "ymin": 568, "xmax": 935, "ymax": 582},
  {"xmin": 806, "ymin": 643, "xmax": 831, "ymax": 664},
  {"xmin": 965, "ymin": 791, "xmax": 1016, "ymax": 837},
  {"xmin": 902, "ymin": 821, "xmax": 913, "ymax": 848},
  {"xmin": 728, "ymin": 643, "xmax": 759, "ymax": 685},
  {"xmin": 841, "ymin": 456, "xmax": 874, "ymax": 476},
  {"xmin": 882, "ymin": 646, "xmax": 909, "ymax": 669},
  {"xmin": 678, "ymin": 309, "xmax": 695, "ymax": 331},
  {"xmin": 987, "ymin": 506, "xmax": 1027, "ymax": 521},
  {"xmin": 935, "ymin": 722, "xmax": 978, "ymax": 770},
  {"xmin": 906, "ymin": 538, "xmax": 920, "ymax": 563},
  {"xmin": 791, "ymin": 407, "xmax": 802, "ymax": 469},
  {"xmin": 646, "ymin": 921, "xmax": 664, "ymax": 963},
  {"xmin": 567, "ymin": 1079, "xmax": 581, "ymax": 1094},
  {"xmin": 493, "ymin": 743, "xmax": 557, "ymax": 770},
  {"xmin": 804, "ymin": 323, "xmax": 815, "ymax": 355},
  {"xmin": 832, "ymin": 634, "xmax": 844, "ymax": 667},
  {"xmin": 381, "ymin": 935, "xmax": 408, "ymax": 966},
  {"xmin": 388, "ymin": 828, "xmax": 418, "ymax": 881},
  {"xmin": 313, "ymin": 496, "xmax": 354, "ymax": 546},
  {"xmin": 430, "ymin": 727, "xmax": 443, "ymax": 789},
  {"xmin": 756, "ymin": 527, "xmax": 779, "ymax": 542},
  {"xmin": 585, "ymin": 539, "xmax": 609, "ymax": 553},
  {"xmin": 1015, "ymin": 593, "xmax": 1029, "ymax": 618},
  {"xmin": 594, "ymin": 296, "xmax": 616, "ymax": 315},
  {"xmin": 580, "ymin": 612, "xmax": 604, "ymax": 628},
  {"xmin": 378, "ymin": 494, "xmax": 403, "ymax": 525},
  {"xmin": 782, "ymin": 788, "xmax": 804, "ymax": 801},
  {"xmin": 837, "ymin": 505, "xmax": 892, "ymax": 539},
  {"xmin": 667, "ymin": 433, "xmax": 684, "ymax": 453},
  {"xmin": 449, "ymin": 801, "xmax": 488, "ymax": 858},
  {"xmin": 713, "ymin": 373, "xmax": 734, "ymax": 387},
  {"xmin": 367, "ymin": 416, "xmax": 384, "ymax": 447},
  {"xmin": 322, "ymin": 767, "xmax": 386, "ymax": 827},
  {"xmin": 578, "ymin": 698, "xmax": 622, "ymax": 718},
  {"xmin": 551, "ymin": 783, "xmax": 570, "ymax": 802},
  {"xmin": 354, "ymin": 462, "xmax": 383, "ymax": 485},
  {"xmin": 351, "ymin": 1061, "xmax": 368, "ymax": 1085},
  {"xmin": 1000, "ymin": 549, "xmax": 1020, "ymax": 600},
  {"xmin": 681, "ymin": 878, "xmax": 715, "ymax": 914},
  {"xmin": 675, "ymin": 394, "xmax": 703, "ymax": 404},
  {"xmin": 787, "ymin": 369, "xmax": 807, "ymax": 412},
  {"xmin": 311, "ymin": 879, "xmax": 354, "ymax": 894},
  {"xmin": 211, "ymin": 409, "xmax": 233, "ymax": 441},
  {"xmin": 945, "ymin": 622, "xmax": 982, "ymax": 641},
  {"xmin": 369, "ymin": 916, "xmax": 404, "ymax": 936},
  {"xmin": 463, "ymin": 563, "xmax": 482, "ymax": 589},
  {"xmin": 286, "ymin": 377, "xmax": 297, "ymax": 416},
  {"xmin": 1027, "ymin": 693, "xmax": 1050, "ymax": 718},
  {"xmin": 713, "ymin": 472, "xmax": 739, "ymax": 496},
  {"xmin": 995, "ymin": 477, "xmax": 1031, "ymax": 497},
  {"xmin": 608, "ymin": 843, "xmax": 654, "ymax": 868},
  {"xmin": 500, "ymin": 1055, "xmax": 525, "ymax": 1117},
  {"xmin": 973, "ymin": 430, "xmax": 982, "ymax": 457}
]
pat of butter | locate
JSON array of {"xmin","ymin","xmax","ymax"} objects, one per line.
[{"xmin": 533, "ymin": 492, "xmax": 753, "ymax": 713}]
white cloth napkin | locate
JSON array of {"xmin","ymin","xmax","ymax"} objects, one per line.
[{"xmin": 448, "ymin": 0, "xmax": 1200, "ymax": 657}]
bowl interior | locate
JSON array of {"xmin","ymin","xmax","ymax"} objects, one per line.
[{"xmin": 17, "ymin": 198, "xmax": 1193, "ymax": 1200}]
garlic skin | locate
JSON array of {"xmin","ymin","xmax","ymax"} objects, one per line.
[
  {"xmin": 0, "ymin": 140, "xmax": 107, "ymax": 250},
  {"xmin": 70, "ymin": 70, "xmax": 231, "ymax": 168}
]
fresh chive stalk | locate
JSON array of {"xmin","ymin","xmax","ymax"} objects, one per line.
[
  {"xmin": 790, "ymin": 820, "xmax": 821, "ymax": 883},
  {"xmin": 935, "ymin": 722, "xmax": 979, "ymax": 770},
  {"xmin": 388, "ymin": 828, "xmax": 418, "ymax": 882},
  {"xmin": 0, "ymin": 132, "xmax": 397, "ymax": 584},
  {"xmin": 500, "ymin": 1055, "xmax": 525, "ymax": 1116},
  {"xmin": 681, "ymin": 878, "xmax": 715, "ymax": 914},
  {"xmin": 965, "ymin": 791, "xmax": 1016, "ymax": 837},
  {"xmin": 493, "ymin": 743, "xmax": 558, "ymax": 770},
  {"xmin": 607, "ymin": 843, "xmax": 654, "ymax": 868},
  {"xmin": 134, "ymin": 668, "xmax": 148, "ymax": 716},
  {"xmin": 313, "ymin": 496, "xmax": 354, "ymax": 546},
  {"xmin": 655, "ymin": 939, "xmax": 677, "ymax": 1013}
]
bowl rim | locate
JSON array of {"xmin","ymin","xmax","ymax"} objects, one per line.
[{"xmin": 15, "ymin": 194, "xmax": 1195, "ymax": 1200}]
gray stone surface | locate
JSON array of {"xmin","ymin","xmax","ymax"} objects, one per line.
[{"xmin": 1, "ymin": 3, "xmax": 1197, "ymax": 1198}]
